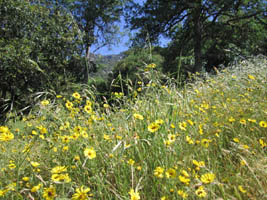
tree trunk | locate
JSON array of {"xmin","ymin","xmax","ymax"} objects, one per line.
[
  {"xmin": 84, "ymin": 45, "xmax": 91, "ymax": 84},
  {"xmin": 86, "ymin": 45, "xmax": 91, "ymax": 62},
  {"xmin": 192, "ymin": 2, "xmax": 202, "ymax": 73}
]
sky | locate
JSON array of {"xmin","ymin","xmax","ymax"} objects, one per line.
[
  {"xmin": 91, "ymin": 0, "xmax": 171, "ymax": 55},
  {"xmin": 91, "ymin": 21, "xmax": 130, "ymax": 55},
  {"xmin": 91, "ymin": 0, "xmax": 146, "ymax": 55}
]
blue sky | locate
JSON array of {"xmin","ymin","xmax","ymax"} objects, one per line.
[
  {"xmin": 91, "ymin": 0, "xmax": 147, "ymax": 55},
  {"xmin": 91, "ymin": 21, "xmax": 130, "ymax": 55},
  {"xmin": 92, "ymin": 0, "xmax": 171, "ymax": 55}
]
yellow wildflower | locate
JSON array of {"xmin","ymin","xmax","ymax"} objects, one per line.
[
  {"xmin": 31, "ymin": 184, "xmax": 42, "ymax": 193},
  {"xmin": 155, "ymin": 119, "xmax": 164, "ymax": 125},
  {"xmin": 84, "ymin": 105, "xmax": 92, "ymax": 114},
  {"xmin": 181, "ymin": 170, "xmax": 190, "ymax": 178},
  {"xmin": 170, "ymin": 124, "xmax": 175, "ymax": 129},
  {"xmin": 146, "ymin": 63, "xmax": 156, "ymax": 69},
  {"xmin": 201, "ymin": 139, "xmax": 211, "ymax": 148},
  {"xmin": 72, "ymin": 92, "xmax": 81, "ymax": 99},
  {"xmin": 103, "ymin": 134, "xmax": 111, "ymax": 141},
  {"xmin": 167, "ymin": 134, "xmax": 176, "ymax": 142},
  {"xmin": 228, "ymin": 116, "xmax": 235, "ymax": 122},
  {"xmin": 51, "ymin": 173, "xmax": 71, "ymax": 183},
  {"xmin": 248, "ymin": 75, "xmax": 255, "ymax": 80},
  {"xmin": 51, "ymin": 166, "xmax": 67, "ymax": 174},
  {"xmin": 61, "ymin": 135, "xmax": 70, "ymax": 143},
  {"xmin": 179, "ymin": 122, "xmax": 187, "ymax": 131},
  {"xmin": 177, "ymin": 190, "xmax": 188, "ymax": 198},
  {"xmin": 186, "ymin": 136, "xmax": 194, "ymax": 144},
  {"xmin": 259, "ymin": 139, "xmax": 267, "ymax": 148},
  {"xmin": 0, "ymin": 189, "xmax": 8, "ymax": 197},
  {"xmin": 41, "ymin": 100, "xmax": 50, "ymax": 106},
  {"xmin": 65, "ymin": 100, "xmax": 73, "ymax": 110},
  {"xmin": 187, "ymin": 120, "xmax": 194, "ymax": 125},
  {"xmin": 72, "ymin": 186, "xmax": 91, "ymax": 200},
  {"xmin": 240, "ymin": 119, "xmax": 246, "ymax": 125},
  {"xmin": 0, "ymin": 132, "xmax": 14, "ymax": 142},
  {"xmin": 164, "ymin": 139, "xmax": 171, "ymax": 147},
  {"xmin": 8, "ymin": 163, "xmax": 16, "ymax": 169},
  {"xmin": 166, "ymin": 168, "xmax": 176, "ymax": 178},
  {"xmin": 238, "ymin": 185, "xmax": 247, "ymax": 193},
  {"xmin": 201, "ymin": 173, "xmax": 215, "ymax": 184},
  {"xmin": 129, "ymin": 189, "xmax": 140, "ymax": 200},
  {"xmin": 248, "ymin": 119, "xmax": 256, "ymax": 123},
  {"xmin": 195, "ymin": 186, "xmax": 207, "ymax": 198},
  {"xmin": 30, "ymin": 161, "xmax": 40, "ymax": 168},
  {"xmin": 133, "ymin": 113, "xmax": 144, "ymax": 120},
  {"xmin": 259, "ymin": 121, "xmax": 267, "ymax": 128},
  {"xmin": 43, "ymin": 186, "xmax": 56, "ymax": 200},
  {"xmin": 84, "ymin": 147, "xmax": 96, "ymax": 159},
  {"xmin": 22, "ymin": 177, "xmax": 29, "ymax": 181},
  {"xmin": 0, "ymin": 126, "xmax": 9, "ymax": 133},
  {"xmin": 62, "ymin": 146, "xmax": 69, "ymax": 152},
  {"xmin": 179, "ymin": 175, "xmax": 190, "ymax": 185},
  {"xmin": 86, "ymin": 100, "xmax": 92, "ymax": 106},
  {"xmin": 233, "ymin": 138, "xmax": 240, "ymax": 143},
  {"xmin": 154, "ymin": 167, "xmax": 164, "ymax": 178},
  {"xmin": 148, "ymin": 122, "xmax": 160, "ymax": 133},
  {"xmin": 127, "ymin": 159, "xmax": 135, "ymax": 166}
]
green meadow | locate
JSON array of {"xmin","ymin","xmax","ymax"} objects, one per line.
[{"xmin": 0, "ymin": 56, "xmax": 266, "ymax": 200}]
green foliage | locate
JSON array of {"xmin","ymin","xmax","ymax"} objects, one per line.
[
  {"xmin": 0, "ymin": 0, "xmax": 83, "ymax": 119},
  {"xmin": 110, "ymin": 47, "xmax": 164, "ymax": 93},
  {"xmin": 87, "ymin": 77, "xmax": 109, "ymax": 97}
]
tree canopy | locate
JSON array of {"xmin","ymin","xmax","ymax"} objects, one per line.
[
  {"xmin": 126, "ymin": 0, "xmax": 266, "ymax": 72},
  {"xmin": 0, "ymin": 0, "xmax": 82, "ymax": 114}
]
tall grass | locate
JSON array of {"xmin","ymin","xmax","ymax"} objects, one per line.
[{"xmin": 0, "ymin": 56, "xmax": 266, "ymax": 200}]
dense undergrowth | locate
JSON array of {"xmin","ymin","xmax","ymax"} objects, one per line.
[{"xmin": 0, "ymin": 56, "xmax": 266, "ymax": 200}]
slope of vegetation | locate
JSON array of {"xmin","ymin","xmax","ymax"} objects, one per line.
[{"xmin": 0, "ymin": 56, "xmax": 266, "ymax": 199}]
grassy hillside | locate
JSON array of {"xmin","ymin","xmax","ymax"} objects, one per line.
[{"xmin": 0, "ymin": 56, "xmax": 266, "ymax": 200}]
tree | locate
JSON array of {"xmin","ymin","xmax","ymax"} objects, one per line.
[
  {"xmin": 0, "ymin": 0, "xmax": 83, "ymax": 117},
  {"xmin": 59, "ymin": 0, "xmax": 125, "ymax": 81},
  {"xmin": 126, "ymin": 0, "xmax": 266, "ymax": 72}
]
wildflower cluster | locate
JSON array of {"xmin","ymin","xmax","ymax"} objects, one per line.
[
  {"xmin": 0, "ymin": 58, "xmax": 266, "ymax": 199},
  {"xmin": 0, "ymin": 126, "xmax": 14, "ymax": 142}
]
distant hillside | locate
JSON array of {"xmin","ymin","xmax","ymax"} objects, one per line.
[
  {"xmin": 88, "ymin": 52, "xmax": 125, "ymax": 78},
  {"xmin": 93, "ymin": 52, "xmax": 125, "ymax": 68}
]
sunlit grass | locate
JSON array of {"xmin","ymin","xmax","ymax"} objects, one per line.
[{"xmin": 0, "ymin": 56, "xmax": 266, "ymax": 199}]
